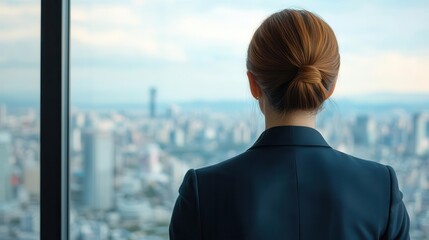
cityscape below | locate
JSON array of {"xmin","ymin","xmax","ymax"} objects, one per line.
[{"xmin": 0, "ymin": 92, "xmax": 428, "ymax": 240}]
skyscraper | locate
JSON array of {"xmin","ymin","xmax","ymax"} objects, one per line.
[
  {"xmin": 0, "ymin": 104, "xmax": 7, "ymax": 126},
  {"xmin": 353, "ymin": 115, "xmax": 376, "ymax": 146},
  {"xmin": 149, "ymin": 87, "xmax": 157, "ymax": 118},
  {"xmin": 414, "ymin": 112, "xmax": 429, "ymax": 155},
  {"xmin": 82, "ymin": 121, "xmax": 114, "ymax": 210},
  {"xmin": 0, "ymin": 131, "xmax": 12, "ymax": 202},
  {"xmin": 141, "ymin": 143, "xmax": 161, "ymax": 174}
]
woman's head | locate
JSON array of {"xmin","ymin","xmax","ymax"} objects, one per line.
[{"xmin": 247, "ymin": 9, "xmax": 340, "ymax": 114}]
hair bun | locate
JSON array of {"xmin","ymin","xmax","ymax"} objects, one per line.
[
  {"xmin": 293, "ymin": 65, "xmax": 322, "ymax": 84},
  {"xmin": 246, "ymin": 9, "xmax": 339, "ymax": 112},
  {"xmin": 285, "ymin": 64, "xmax": 328, "ymax": 111}
]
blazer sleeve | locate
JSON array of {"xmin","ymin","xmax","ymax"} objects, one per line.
[
  {"xmin": 169, "ymin": 169, "xmax": 201, "ymax": 240},
  {"xmin": 382, "ymin": 165, "xmax": 410, "ymax": 240}
]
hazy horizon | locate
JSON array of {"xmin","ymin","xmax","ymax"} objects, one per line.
[{"xmin": 2, "ymin": 92, "xmax": 429, "ymax": 113}]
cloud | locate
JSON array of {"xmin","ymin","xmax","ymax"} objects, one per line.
[
  {"xmin": 71, "ymin": 5, "xmax": 141, "ymax": 26},
  {"xmin": 336, "ymin": 52, "xmax": 429, "ymax": 96},
  {"xmin": 52, "ymin": 2, "xmax": 429, "ymax": 101},
  {"xmin": 71, "ymin": 4, "xmax": 187, "ymax": 62},
  {"xmin": 173, "ymin": 7, "xmax": 268, "ymax": 51},
  {"xmin": 323, "ymin": 3, "xmax": 429, "ymax": 53},
  {"xmin": 70, "ymin": 5, "xmax": 269, "ymax": 62},
  {"xmin": 0, "ymin": 28, "xmax": 39, "ymax": 42},
  {"xmin": 0, "ymin": 3, "xmax": 38, "ymax": 17},
  {"xmin": 0, "ymin": 3, "xmax": 39, "ymax": 38},
  {"xmin": 0, "ymin": 3, "xmax": 39, "ymax": 66}
]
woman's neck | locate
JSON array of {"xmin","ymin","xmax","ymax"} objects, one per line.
[{"xmin": 264, "ymin": 109, "xmax": 316, "ymax": 130}]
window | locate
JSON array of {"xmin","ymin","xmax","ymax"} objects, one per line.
[
  {"xmin": 68, "ymin": 1, "xmax": 429, "ymax": 239},
  {"xmin": 0, "ymin": 1, "xmax": 40, "ymax": 239},
  {"xmin": 1, "ymin": 0, "xmax": 428, "ymax": 239}
]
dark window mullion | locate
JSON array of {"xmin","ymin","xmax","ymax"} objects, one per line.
[{"xmin": 40, "ymin": 0, "xmax": 70, "ymax": 239}]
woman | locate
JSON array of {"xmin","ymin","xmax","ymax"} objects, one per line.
[{"xmin": 170, "ymin": 9, "xmax": 410, "ymax": 240}]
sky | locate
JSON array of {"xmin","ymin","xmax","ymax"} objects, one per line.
[{"xmin": 0, "ymin": 0, "xmax": 429, "ymax": 104}]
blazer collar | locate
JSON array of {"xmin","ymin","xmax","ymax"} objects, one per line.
[{"xmin": 249, "ymin": 126, "xmax": 331, "ymax": 149}]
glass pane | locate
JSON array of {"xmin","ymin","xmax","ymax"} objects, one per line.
[
  {"xmin": 0, "ymin": 1, "xmax": 40, "ymax": 239},
  {"xmin": 70, "ymin": 1, "xmax": 429, "ymax": 239}
]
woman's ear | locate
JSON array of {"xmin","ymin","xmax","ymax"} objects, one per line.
[{"xmin": 247, "ymin": 71, "xmax": 262, "ymax": 99}]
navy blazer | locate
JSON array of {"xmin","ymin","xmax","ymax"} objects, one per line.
[{"xmin": 169, "ymin": 126, "xmax": 410, "ymax": 240}]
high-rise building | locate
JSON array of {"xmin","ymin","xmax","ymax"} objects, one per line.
[
  {"xmin": 166, "ymin": 104, "xmax": 180, "ymax": 118},
  {"xmin": 141, "ymin": 143, "xmax": 161, "ymax": 174},
  {"xmin": 170, "ymin": 128, "xmax": 185, "ymax": 147},
  {"xmin": 82, "ymin": 121, "xmax": 114, "ymax": 210},
  {"xmin": 149, "ymin": 87, "xmax": 157, "ymax": 118},
  {"xmin": 24, "ymin": 164, "xmax": 40, "ymax": 198},
  {"xmin": 233, "ymin": 122, "xmax": 251, "ymax": 145},
  {"xmin": 70, "ymin": 112, "xmax": 85, "ymax": 153},
  {"xmin": 0, "ymin": 104, "xmax": 7, "ymax": 126},
  {"xmin": 0, "ymin": 131, "xmax": 12, "ymax": 202},
  {"xmin": 353, "ymin": 115, "xmax": 376, "ymax": 146},
  {"xmin": 413, "ymin": 112, "xmax": 429, "ymax": 155}
]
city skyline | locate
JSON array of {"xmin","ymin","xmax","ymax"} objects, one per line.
[{"xmin": 1, "ymin": 100, "xmax": 429, "ymax": 239}]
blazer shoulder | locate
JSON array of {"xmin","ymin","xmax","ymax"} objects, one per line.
[
  {"xmin": 195, "ymin": 150, "xmax": 252, "ymax": 176},
  {"xmin": 329, "ymin": 149, "xmax": 393, "ymax": 194},
  {"xmin": 332, "ymin": 149, "xmax": 389, "ymax": 172}
]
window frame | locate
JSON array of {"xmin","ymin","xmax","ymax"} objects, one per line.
[{"xmin": 40, "ymin": 0, "xmax": 70, "ymax": 239}]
